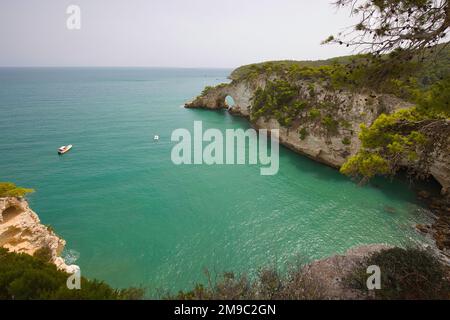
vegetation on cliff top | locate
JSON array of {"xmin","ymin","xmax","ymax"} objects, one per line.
[
  {"xmin": 231, "ymin": 44, "xmax": 449, "ymax": 96},
  {"xmin": 229, "ymin": 56, "xmax": 354, "ymax": 81},
  {"xmin": 0, "ymin": 182, "xmax": 34, "ymax": 198},
  {"xmin": 0, "ymin": 248, "xmax": 144, "ymax": 300}
]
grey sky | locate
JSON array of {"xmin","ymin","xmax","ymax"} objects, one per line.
[{"xmin": 0, "ymin": 0, "xmax": 359, "ymax": 68}]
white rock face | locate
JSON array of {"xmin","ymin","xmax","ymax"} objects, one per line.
[
  {"xmin": 0, "ymin": 197, "xmax": 79, "ymax": 274},
  {"xmin": 430, "ymin": 150, "xmax": 450, "ymax": 195}
]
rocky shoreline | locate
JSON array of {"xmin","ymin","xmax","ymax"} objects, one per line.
[
  {"xmin": 416, "ymin": 191, "xmax": 450, "ymax": 260},
  {"xmin": 0, "ymin": 197, "xmax": 79, "ymax": 274}
]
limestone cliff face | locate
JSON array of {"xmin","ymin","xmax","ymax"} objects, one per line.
[
  {"xmin": 186, "ymin": 76, "xmax": 450, "ymax": 196},
  {"xmin": 0, "ymin": 197, "xmax": 78, "ymax": 274}
]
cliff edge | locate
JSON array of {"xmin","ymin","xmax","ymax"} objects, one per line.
[
  {"xmin": 0, "ymin": 197, "xmax": 78, "ymax": 274},
  {"xmin": 185, "ymin": 69, "xmax": 450, "ymax": 196}
]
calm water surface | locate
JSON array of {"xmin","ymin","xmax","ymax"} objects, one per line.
[{"xmin": 0, "ymin": 68, "xmax": 437, "ymax": 293}]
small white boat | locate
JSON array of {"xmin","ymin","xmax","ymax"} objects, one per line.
[
  {"xmin": 58, "ymin": 145, "xmax": 73, "ymax": 155},
  {"xmin": 154, "ymin": 135, "xmax": 160, "ymax": 141}
]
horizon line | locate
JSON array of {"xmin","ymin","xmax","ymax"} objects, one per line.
[{"xmin": 0, "ymin": 65, "xmax": 236, "ymax": 69}]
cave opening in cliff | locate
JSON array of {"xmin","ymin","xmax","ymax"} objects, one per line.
[
  {"xmin": 225, "ymin": 95, "xmax": 236, "ymax": 109},
  {"xmin": 1, "ymin": 205, "xmax": 23, "ymax": 224}
]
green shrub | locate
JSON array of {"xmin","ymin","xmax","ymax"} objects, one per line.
[
  {"xmin": 321, "ymin": 115, "xmax": 339, "ymax": 134},
  {"xmin": 308, "ymin": 108, "xmax": 321, "ymax": 120},
  {"xmin": 33, "ymin": 246, "xmax": 53, "ymax": 263},
  {"xmin": 341, "ymin": 151, "xmax": 389, "ymax": 180},
  {"xmin": 342, "ymin": 137, "xmax": 351, "ymax": 145},
  {"xmin": 340, "ymin": 103, "xmax": 447, "ymax": 181},
  {"xmin": 293, "ymin": 101, "xmax": 308, "ymax": 111},
  {"xmin": 200, "ymin": 86, "xmax": 213, "ymax": 96},
  {"xmin": 251, "ymin": 80, "xmax": 300, "ymax": 126},
  {"xmin": 0, "ymin": 182, "xmax": 34, "ymax": 198},
  {"xmin": 308, "ymin": 84, "xmax": 315, "ymax": 97},
  {"xmin": 345, "ymin": 248, "xmax": 450, "ymax": 300},
  {"xmin": 0, "ymin": 248, "xmax": 144, "ymax": 300},
  {"xmin": 299, "ymin": 128, "xmax": 308, "ymax": 140},
  {"xmin": 340, "ymin": 120, "xmax": 352, "ymax": 129}
]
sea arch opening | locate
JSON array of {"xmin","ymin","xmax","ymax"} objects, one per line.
[{"xmin": 224, "ymin": 95, "xmax": 236, "ymax": 110}]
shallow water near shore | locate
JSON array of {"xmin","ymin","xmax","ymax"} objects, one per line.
[{"xmin": 0, "ymin": 68, "xmax": 440, "ymax": 293}]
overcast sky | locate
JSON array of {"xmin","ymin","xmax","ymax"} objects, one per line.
[{"xmin": 0, "ymin": 0, "xmax": 359, "ymax": 68}]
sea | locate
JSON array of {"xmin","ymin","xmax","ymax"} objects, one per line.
[{"xmin": 0, "ymin": 67, "xmax": 439, "ymax": 294}]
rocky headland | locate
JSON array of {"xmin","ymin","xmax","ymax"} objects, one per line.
[
  {"xmin": 185, "ymin": 61, "xmax": 450, "ymax": 257},
  {"xmin": 186, "ymin": 72, "xmax": 450, "ymax": 195}
]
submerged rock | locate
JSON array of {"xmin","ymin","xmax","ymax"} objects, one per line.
[{"xmin": 384, "ymin": 206, "xmax": 397, "ymax": 214}]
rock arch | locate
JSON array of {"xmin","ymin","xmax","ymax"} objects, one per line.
[{"xmin": 185, "ymin": 82, "xmax": 254, "ymax": 117}]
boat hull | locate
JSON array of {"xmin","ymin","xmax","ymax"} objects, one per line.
[{"xmin": 58, "ymin": 145, "xmax": 73, "ymax": 155}]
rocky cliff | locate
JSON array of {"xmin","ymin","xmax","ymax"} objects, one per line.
[
  {"xmin": 0, "ymin": 197, "xmax": 78, "ymax": 274},
  {"xmin": 301, "ymin": 244, "xmax": 392, "ymax": 299},
  {"xmin": 185, "ymin": 74, "xmax": 450, "ymax": 196}
]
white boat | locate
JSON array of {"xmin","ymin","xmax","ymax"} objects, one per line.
[
  {"xmin": 58, "ymin": 145, "xmax": 73, "ymax": 155},
  {"xmin": 154, "ymin": 135, "xmax": 160, "ymax": 141}
]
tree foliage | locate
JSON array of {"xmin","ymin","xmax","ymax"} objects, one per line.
[
  {"xmin": 325, "ymin": 0, "xmax": 449, "ymax": 59},
  {"xmin": 251, "ymin": 80, "xmax": 300, "ymax": 125}
]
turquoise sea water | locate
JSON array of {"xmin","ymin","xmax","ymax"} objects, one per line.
[{"xmin": 0, "ymin": 68, "xmax": 438, "ymax": 293}]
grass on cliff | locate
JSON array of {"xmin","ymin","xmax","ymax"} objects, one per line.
[{"xmin": 0, "ymin": 248, "xmax": 144, "ymax": 300}]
